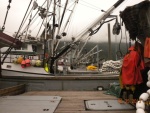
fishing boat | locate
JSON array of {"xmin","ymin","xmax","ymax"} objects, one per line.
[
  {"xmin": 0, "ymin": 1, "xmax": 150, "ymax": 113},
  {"xmin": 0, "ymin": 0, "xmax": 124, "ymax": 77}
]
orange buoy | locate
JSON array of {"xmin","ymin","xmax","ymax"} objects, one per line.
[
  {"xmin": 25, "ymin": 59, "xmax": 31, "ymax": 67},
  {"xmin": 17, "ymin": 56, "xmax": 23, "ymax": 64}
]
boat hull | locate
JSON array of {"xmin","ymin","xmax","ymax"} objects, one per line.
[{"xmin": 1, "ymin": 63, "xmax": 50, "ymax": 77}]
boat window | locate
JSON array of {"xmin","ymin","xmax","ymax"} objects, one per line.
[
  {"xmin": 22, "ymin": 44, "xmax": 27, "ymax": 50},
  {"xmin": 32, "ymin": 45, "xmax": 37, "ymax": 52}
]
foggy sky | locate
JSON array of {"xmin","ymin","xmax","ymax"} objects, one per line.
[{"xmin": 0, "ymin": 0, "xmax": 145, "ymax": 43}]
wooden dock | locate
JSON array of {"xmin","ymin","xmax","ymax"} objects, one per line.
[{"xmin": 22, "ymin": 91, "xmax": 136, "ymax": 113}]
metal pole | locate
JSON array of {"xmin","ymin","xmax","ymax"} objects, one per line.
[
  {"xmin": 97, "ymin": 44, "xmax": 99, "ymax": 69},
  {"xmin": 108, "ymin": 23, "xmax": 112, "ymax": 60},
  {"xmin": 115, "ymin": 34, "xmax": 118, "ymax": 60},
  {"xmin": 63, "ymin": 42, "xmax": 67, "ymax": 75}
]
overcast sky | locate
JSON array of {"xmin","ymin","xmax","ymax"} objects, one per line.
[{"xmin": 0, "ymin": 0, "xmax": 145, "ymax": 43}]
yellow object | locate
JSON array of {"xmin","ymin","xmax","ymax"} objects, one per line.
[
  {"xmin": 35, "ymin": 60, "xmax": 42, "ymax": 66},
  {"xmin": 130, "ymin": 85, "xmax": 135, "ymax": 92},
  {"xmin": 17, "ymin": 56, "xmax": 23, "ymax": 64},
  {"xmin": 44, "ymin": 63, "xmax": 49, "ymax": 73},
  {"xmin": 86, "ymin": 65, "xmax": 97, "ymax": 71},
  {"xmin": 119, "ymin": 72, "xmax": 123, "ymax": 89},
  {"xmin": 125, "ymin": 86, "xmax": 130, "ymax": 90}
]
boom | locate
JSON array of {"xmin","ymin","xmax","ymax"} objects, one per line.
[{"xmin": 49, "ymin": 0, "xmax": 125, "ymax": 74}]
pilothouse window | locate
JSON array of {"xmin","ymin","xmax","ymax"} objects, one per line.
[
  {"xmin": 32, "ymin": 45, "xmax": 37, "ymax": 52},
  {"xmin": 22, "ymin": 44, "xmax": 27, "ymax": 50}
]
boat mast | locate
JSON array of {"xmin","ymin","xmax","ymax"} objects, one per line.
[
  {"xmin": 49, "ymin": 0, "xmax": 125, "ymax": 74},
  {"xmin": 54, "ymin": 0, "xmax": 79, "ymax": 52}
]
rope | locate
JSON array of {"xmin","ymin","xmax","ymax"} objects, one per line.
[
  {"xmin": 90, "ymin": 18, "xmax": 116, "ymax": 36},
  {"xmin": 1, "ymin": 0, "xmax": 12, "ymax": 32}
]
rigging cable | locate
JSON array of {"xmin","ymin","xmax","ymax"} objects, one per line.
[
  {"xmin": 55, "ymin": 0, "xmax": 79, "ymax": 51},
  {"xmin": 2, "ymin": 0, "xmax": 33, "ymax": 64},
  {"xmin": 54, "ymin": 0, "xmax": 76, "ymax": 52},
  {"xmin": 1, "ymin": 0, "xmax": 12, "ymax": 32},
  {"xmin": 75, "ymin": 17, "xmax": 116, "ymax": 43},
  {"xmin": 21, "ymin": 0, "xmax": 47, "ymax": 35},
  {"xmin": 90, "ymin": 18, "xmax": 116, "ymax": 36},
  {"xmin": 29, "ymin": 16, "xmax": 41, "ymax": 32},
  {"xmin": 59, "ymin": 0, "xmax": 69, "ymax": 28},
  {"xmin": 63, "ymin": 0, "xmax": 79, "ymax": 34},
  {"xmin": 78, "ymin": 0, "xmax": 101, "ymax": 11},
  {"xmin": 35, "ymin": 19, "xmax": 45, "ymax": 38},
  {"xmin": 21, "ymin": 5, "xmax": 35, "ymax": 33},
  {"xmin": 24, "ymin": 12, "xmax": 33, "ymax": 42},
  {"xmin": 80, "ymin": 0, "xmax": 102, "ymax": 10},
  {"xmin": 61, "ymin": 1, "xmax": 76, "ymax": 32}
]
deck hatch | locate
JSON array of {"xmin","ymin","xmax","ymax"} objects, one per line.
[
  {"xmin": 85, "ymin": 99, "xmax": 135, "ymax": 111},
  {"xmin": 0, "ymin": 96, "xmax": 61, "ymax": 113}
]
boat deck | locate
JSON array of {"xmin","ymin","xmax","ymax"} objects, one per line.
[{"xmin": 22, "ymin": 91, "xmax": 136, "ymax": 113}]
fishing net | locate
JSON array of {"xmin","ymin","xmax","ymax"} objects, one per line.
[{"xmin": 104, "ymin": 82, "xmax": 121, "ymax": 98}]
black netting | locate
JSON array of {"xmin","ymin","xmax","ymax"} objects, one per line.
[{"xmin": 120, "ymin": 1, "xmax": 150, "ymax": 40}]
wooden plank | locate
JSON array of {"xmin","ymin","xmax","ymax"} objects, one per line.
[
  {"xmin": 22, "ymin": 91, "xmax": 136, "ymax": 113},
  {"xmin": 0, "ymin": 84, "xmax": 26, "ymax": 96}
]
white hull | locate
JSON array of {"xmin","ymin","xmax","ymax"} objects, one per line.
[{"xmin": 2, "ymin": 63, "xmax": 51, "ymax": 77}]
